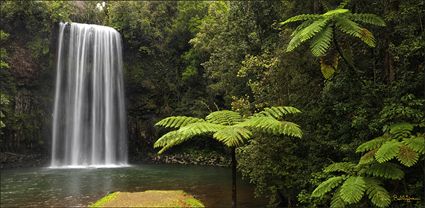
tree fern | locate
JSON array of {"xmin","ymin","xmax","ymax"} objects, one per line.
[
  {"xmin": 339, "ymin": 176, "xmax": 366, "ymax": 204},
  {"xmin": 364, "ymin": 178, "xmax": 391, "ymax": 208},
  {"xmin": 213, "ymin": 126, "xmax": 252, "ymax": 147},
  {"xmin": 324, "ymin": 162, "xmax": 356, "ymax": 173},
  {"xmin": 311, "ymin": 176, "xmax": 345, "ymax": 197},
  {"xmin": 365, "ymin": 163, "xmax": 404, "ymax": 180},
  {"xmin": 155, "ymin": 116, "xmax": 205, "ymax": 129},
  {"xmin": 375, "ymin": 140, "xmax": 401, "ymax": 163},
  {"xmin": 281, "ymin": 1, "xmax": 384, "ymax": 56},
  {"xmin": 206, "ymin": 110, "xmax": 243, "ymax": 125}
]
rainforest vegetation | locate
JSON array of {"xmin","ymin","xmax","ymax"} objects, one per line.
[{"xmin": 0, "ymin": 0, "xmax": 424, "ymax": 207}]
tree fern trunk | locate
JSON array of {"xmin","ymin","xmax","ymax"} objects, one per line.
[{"xmin": 231, "ymin": 147, "xmax": 237, "ymax": 208}]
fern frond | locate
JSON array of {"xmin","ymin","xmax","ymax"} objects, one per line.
[
  {"xmin": 364, "ymin": 178, "xmax": 391, "ymax": 208},
  {"xmin": 365, "ymin": 163, "xmax": 404, "ymax": 180},
  {"xmin": 335, "ymin": 17, "xmax": 376, "ymax": 47},
  {"xmin": 254, "ymin": 106, "xmax": 301, "ymax": 119},
  {"xmin": 280, "ymin": 14, "xmax": 321, "ymax": 25},
  {"xmin": 213, "ymin": 126, "xmax": 252, "ymax": 147},
  {"xmin": 356, "ymin": 136, "xmax": 389, "ymax": 153},
  {"xmin": 359, "ymin": 149, "xmax": 377, "ymax": 165},
  {"xmin": 155, "ymin": 116, "xmax": 205, "ymax": 128},
  {"xmin": 348, "ymin": 13, "xmax": 386, "ymax": 26},
  {"xmin": 396, "ymin": 145, "xmax": 419, "ymax": 167},
  {"xmin": 291, "ymin": 19, "xmax": 314, "ymax": 37},
  {"xmin": 402, "ymin": 135, "xmax": 425, "ymax": 154},
  {"xmin": 311, "ymin": 176, "xmax": 345, "ymax": 197},
  {"xmin": 238, "ymin": 117, "xmax": 302, "ymax": 138},
  {"xmin": 340, "ymin": 176, "xmax": 366, "ymax": 204},
  {"xmin": 375, "ymin": 140, "xmax": 401, "ymax": 163},
  {"xmin": 287, "ymin": 18, "xmax": 329, "ymax": 52},
  {"xmin": 389, "ymin": 123, "xmax": 413, "ymax": 140},
  {"xmin": 206, "ymin": 110, "xmax": 243, "ymax": 125},
  {"xmin": 337, "ymin": 0, "xmax": 351, "ymax": 9},
  {"xmin": 323, "ymin": 9, "xmax": 349, "ymax": 17},
  {"xmin": 331, "ymin": 188, "xmax": 346, "ymax": 208},
  {"xmin": 154, "ymin": 131, "xmax": 180, "ymax": 148},
  {"xmin": 155, "ymin": 122, "xmax": 224, "ymax": 154},
  {"xmin": 324, "ymin": 162, "xmax": 356, "ymax": 173},
  {"xmin": 389, "ymin": 122, "xmax": 414, "ymax": 133},
  {"xmin": 310, "ymin": 25, "xmax": 333, "ymax": 56}
]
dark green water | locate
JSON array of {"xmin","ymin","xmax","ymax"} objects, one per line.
[{"xmin": 0, "ymin": 164, "xmax": 265, "ymax": 207}]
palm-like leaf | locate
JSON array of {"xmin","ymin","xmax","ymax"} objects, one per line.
[
  {"xmin": 339, "ymin": 176, "xmax": 366, "ymax": 204},
  {"xmin": 311, "ymin": 176, "xmax": 345, "ymax": 197}
]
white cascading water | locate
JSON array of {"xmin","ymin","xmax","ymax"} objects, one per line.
[{"xmin": 50, "ymin": 22, "xmax": 127, "ymax": 168}]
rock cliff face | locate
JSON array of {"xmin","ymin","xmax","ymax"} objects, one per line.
[{"xmin": 1, "ymin": 30, "xmax": 56, "ymax": 157}]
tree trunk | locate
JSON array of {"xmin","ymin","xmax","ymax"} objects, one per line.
[{"xmin": 231, "ymin": 147, "xmax": 237, "ymax": 208}]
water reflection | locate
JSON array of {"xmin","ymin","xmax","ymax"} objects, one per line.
[{"xmin": 1, "ymin": 165, "xmax": 265, "ymax": 207}]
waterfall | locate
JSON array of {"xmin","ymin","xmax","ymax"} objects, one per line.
[{"xmin": 51, "ymin": 22, "xmax": 127, "ymax": 168}]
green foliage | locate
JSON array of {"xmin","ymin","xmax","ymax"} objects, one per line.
[
  {"xmin": 281, "ymin": 1, "xmax": 385, "ymax": 57},
  {"xmin": 365, "ymin": 163, "xmax": 404, "ymax": 180},
  {"xmin": 156, "ymin": 116, "xmax": 205, "ymax": 129},
  {"xmin": 311, "ymin": 176, "xmax": 345, "ymax": 197},
  {"xmin": 154, "ymin": 106, "xmax": 302, "ymax": 153},
  {"xmin": 357, "ymin": 122, "xmax": 425, "ymax": 167},
  {"xmin": 312, "ymin": 161, "xmax": 403, "ymax": 207},
  {"xmin": 339, "ymin": 176, "xmax": 366, "ymax": 204},
  {"xmin": 364, "ymin": 178, "xmax": 391, "ymax": 208}
]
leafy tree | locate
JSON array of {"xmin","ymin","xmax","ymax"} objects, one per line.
[{"xmin": 154, "ymin": 106, "xmax": 302, "ymax": 208}]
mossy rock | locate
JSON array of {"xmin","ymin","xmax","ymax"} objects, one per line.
[{"xmin": 89, "ymin": 190, "xmax": 204, "ymax": 207}]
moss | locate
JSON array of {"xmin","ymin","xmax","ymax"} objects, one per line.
[
  {"xmin": 184, "ymin": 197, "xmax": 205, "ymax": 207},
  {"xmin": 89, "ymin": 190, "xmax": 205, "ymax": 207},
  {"xmin": 89, "ymin": 192, "xmax": 119, "ymax": 208}
]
